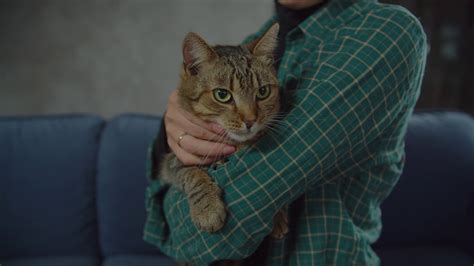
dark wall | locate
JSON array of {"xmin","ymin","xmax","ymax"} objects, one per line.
[
  {"xmin": 382, "ymin": 0, "xmax": 474, "ymax": 114},
  {"xmin": 0, "ymin": 1, "xmax": 472, "ymax": 116},
  {"xmin": 0, "ymin": 0, "xmax": 272, "ymax": 117}
]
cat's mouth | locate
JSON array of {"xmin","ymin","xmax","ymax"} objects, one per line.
[
  {"xmin": 225, "ymin": 124, "xmax": 263, "ymax": 143},
  {"xmin": 215, "ymin": 119, "xmax": 264, "ymax": 143}
]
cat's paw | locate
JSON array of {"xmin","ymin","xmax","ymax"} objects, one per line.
[
  {"xmin": 270, "ymin": 209, "xmax": 288, "ymax": 239},
  {"xmin": 189, "ymin": 187, "xmax": 226, "ymax": 233}
]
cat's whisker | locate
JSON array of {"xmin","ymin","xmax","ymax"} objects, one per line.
[
  {"xmin": 207, "ymin": 131, "xmax": 229, "ymax": 143},
  {"xmin": 265, "ymin": 121, "xmax": 289, "ymax": 129},
  {"xmin": 267, "ymin": 114, "xmax": 324, "ymax": 122},
  {"xmin": 200, "ymin": 135, "xmax": 225, "ymax": 166},
  {"xmin": 262, "ymin": 124, "xmax": 288, "ymax": 138},
  {"xmin": 214, "ymin": 135, "xmax": 228, "ymax": 163},
  {"xmin": 198, "ymin": 149, "xmax": 214, "ymax": 167},
  {"xmin": 265, "ymin": 127, "xmax": 286, "ymax": 138}
]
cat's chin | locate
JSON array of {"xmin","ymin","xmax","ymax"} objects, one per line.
[{"xmin": 227, "ymin": 131, "xmax": 259, "ymax": 143}]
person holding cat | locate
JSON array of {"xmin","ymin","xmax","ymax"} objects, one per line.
[{"xmin": 144, "ymin": 0, "xmax": 428, "ymax": 265}]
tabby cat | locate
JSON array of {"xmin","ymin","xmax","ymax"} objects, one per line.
[{"xmin": 159, "ymin": 24, "xmax": 287, "ymax": 263}]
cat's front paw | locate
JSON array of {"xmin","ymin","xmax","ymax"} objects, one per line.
[{"xmin": 189, "ymin": 186, "xmax": 226, "ymax": 233}]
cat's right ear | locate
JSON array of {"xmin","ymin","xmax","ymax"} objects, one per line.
[{"xmin": 182, "ymin": 32, "xmax": 217, "ymax": 75}]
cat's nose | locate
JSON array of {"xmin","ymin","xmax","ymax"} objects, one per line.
[{"xmin": 244, "ymin": 120, "xmax": 255, "ymax": 130}]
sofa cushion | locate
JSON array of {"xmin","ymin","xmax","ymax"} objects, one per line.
[
  {"xmin": 97, "ymin": 114, "xmax": 162, "ymax": 256},
  {"xmin": 376, "ymin": 111, "xmax": 474, "ymax": 254},
  {"xmin": 102, "ymin": 255, "xmax": 176, "ymax": 266},
  {"xmin": 1, "ymin": 256, "xmax": 100, "ymax": 266},
  {"xmin": 0, "ymin": 115, "xmax": 103, "ymax": 257},
  {"xmin": 376, "ymin": 246, "xmax": 473, "ymax": 266}
]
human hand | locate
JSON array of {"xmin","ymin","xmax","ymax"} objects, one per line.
[{"xmin": 164, "ymin": 90, "xmax": 236, "ymax": 166}]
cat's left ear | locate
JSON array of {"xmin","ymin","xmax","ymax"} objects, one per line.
[{"xmin": 246, "ymin": 23, "xmax": 279, "ymax": 60}]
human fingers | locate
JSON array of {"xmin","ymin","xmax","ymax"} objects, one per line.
[
  {"xmin": 175, "ymin": 132, "xmax": 235, "ymax": 158},
  {"xmin": 167, "ymin": 134, "xmax": 215, "ymax": 166},
  {"xmin": 165, "ymin": 120, "xmax": 234, "ymax": 159}
]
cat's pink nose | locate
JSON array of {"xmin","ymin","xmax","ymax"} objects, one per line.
[{"xmin": 244, "ymin": 120, "xmax": 255, "ymax": 130}]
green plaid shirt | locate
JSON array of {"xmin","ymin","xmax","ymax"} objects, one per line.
[{"xmin": 144, "ymin": 0, "xmax": 427, "ymax": 265}]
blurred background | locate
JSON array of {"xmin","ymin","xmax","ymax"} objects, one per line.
[{"xmin": 0, "ymin": 0, "xmax": 472, "ymax": 118}]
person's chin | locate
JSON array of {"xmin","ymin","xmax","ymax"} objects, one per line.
[{"xmin": 278, "ymin": 0, "xmax": 321, "ymax": 10}]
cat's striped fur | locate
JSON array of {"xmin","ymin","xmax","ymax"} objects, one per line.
[{"xmin": 159, "ymin": 24, "xmax": 287, "ymax": 265}]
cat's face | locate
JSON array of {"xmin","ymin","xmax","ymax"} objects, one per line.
[{"xmin": 178, "ymin": 24, "xmax": 280, "ymax": 143}]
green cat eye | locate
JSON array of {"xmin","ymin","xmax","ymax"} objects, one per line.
[
  {"xmin": 256, "ymin": 85, "xmax": 271, "ymax": 100},
  {"xmin": 212, "ymin": 88, "xmax": 233, "ymax": 103}
]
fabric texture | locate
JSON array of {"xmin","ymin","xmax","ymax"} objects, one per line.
[
  {"xmin": 144, "ymin": 0, "xmax": 428, "ymax": 265},
  {"xmin": 0, "ymin": 115, "xmax": 103, "ymax": 257},
  {"xmin": 102, "ymin": 255, "xmax": 176, "ymax": 266},
  {"xmin": 1, "ymin": 256, "xmax": 100, "ymax": 266}
]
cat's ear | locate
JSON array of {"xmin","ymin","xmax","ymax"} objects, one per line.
[
  {"xmin": 246, "ymin": 23, "xmax": 279, "ymax": 59},
  {"xmin": 182, "ymin": 32, "xmax": 217, "ymax": 75}
]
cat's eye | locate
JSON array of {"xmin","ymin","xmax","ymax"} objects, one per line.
[
  {"xmin": 256, "ymin": 85, "xmax": 271, "ymax": 100},
  {"xmin": 212, "ymin": 88, "xmax": 233, "ymax": 103}
]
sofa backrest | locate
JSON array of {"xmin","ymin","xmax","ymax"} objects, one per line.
[
  {"xmin": 376, "ymin": 111, "xmax": 474, "ymax": 255},
  {"xmin": 96, "ymin": 114, "xmax": 161, "ymax": 256},
  {"xmin": 2, "ymin": 111, "xmax": 472, "ymax": 259},
  {"xmin": 0, "ymin": 115, "xmax": 103, "ymax": 257}
]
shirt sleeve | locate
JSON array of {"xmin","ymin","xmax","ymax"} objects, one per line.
[{"xmin": 144, "ymin": 7, "xmax": 427, "ymax": 264}]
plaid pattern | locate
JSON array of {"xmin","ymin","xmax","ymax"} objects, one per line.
[{"xmin": 144, "ymin": 0, "xmax": 427, "ymax": 265}]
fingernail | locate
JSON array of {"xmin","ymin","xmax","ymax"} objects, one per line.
[{"xmin": 223, "ymin": 146, "xmax": 235, "ymax": 154}]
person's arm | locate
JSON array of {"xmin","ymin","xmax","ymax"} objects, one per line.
[{"xmin": 144, "ymin": 7, "xmax": 427, "ymax": 264}]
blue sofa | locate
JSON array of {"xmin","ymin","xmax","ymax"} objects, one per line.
[{"xmin": 1, "ymin": 111, "xmax": 473, "ymax": 266}]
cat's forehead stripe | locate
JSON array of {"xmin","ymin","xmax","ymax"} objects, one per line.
[
  {"xmin": 212, "ymin": 45, "xmax": 269, "ymax": 93},
  {"xmin": 227, "ymin": 60, "xmax": 253, "ymax": 92},
  {"xmin": 252, "ymin": 69, "xmax": 260, "ymax": 89}
]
